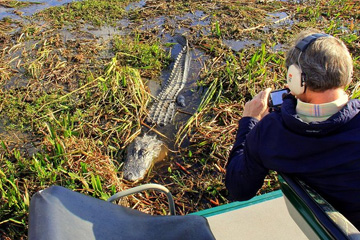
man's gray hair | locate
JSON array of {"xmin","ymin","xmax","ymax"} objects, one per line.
[{"xmin": 286, "ymin": 29, "xmax": 353, "ymax": 92}]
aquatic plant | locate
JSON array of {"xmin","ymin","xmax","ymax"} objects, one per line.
[
  {"xmin": 0, "ymin": 0, "xmax": 36, "ymax": 9},
  {"xmin": 37, "ymin": 0, "xmax": 133, "ymax": 27}
]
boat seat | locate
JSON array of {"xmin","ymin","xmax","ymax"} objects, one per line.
[
  {"xmin": 279, "ymin": 173, "xmax": 360, "ymax": 240},
  {"xmin": 28, "ymin": 184, "xmax": 215, "ymax": 240}
]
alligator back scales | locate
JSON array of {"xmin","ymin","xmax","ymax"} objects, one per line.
[{"xmin": 147, "ymin": 41, "xmax": 191, "ymax": 126}]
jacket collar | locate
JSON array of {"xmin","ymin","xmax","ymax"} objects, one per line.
[{"xmin": 281, "ymin": 94, "xmax": 360, "ymax": 136}]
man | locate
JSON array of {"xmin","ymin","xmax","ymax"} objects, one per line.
[{"xmin": 225, "ymin": 29, "xmax": 360, "ymax": 229}]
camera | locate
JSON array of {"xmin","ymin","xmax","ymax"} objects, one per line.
[{"xmin": 268, "ymin": 88, "xmax": 289, "ymax": 109}]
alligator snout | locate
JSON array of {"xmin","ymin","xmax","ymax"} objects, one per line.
[{"xmin": 123, "ymin": 134, "xmax": 166, "ymax": 181}]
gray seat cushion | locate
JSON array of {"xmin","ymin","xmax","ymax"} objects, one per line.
[{"xmin": 28, "ymin": 186, "xmax": 215, "ymax": 240}]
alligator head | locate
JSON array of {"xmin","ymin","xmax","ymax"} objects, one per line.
[{"xmin": 123, "ymin": 134, "xmax": 166, "ymax": 181}]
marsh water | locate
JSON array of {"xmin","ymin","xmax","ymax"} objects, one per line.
[{"xmin": 0, "ymin": 0, "xmax": 79, "ymax": 20}]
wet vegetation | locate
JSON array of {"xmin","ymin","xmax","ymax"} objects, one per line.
[
  {"xmin": 0, "ymin": 1, "xmax": 36, "ymax": 9},
  {"xmin": 0, "ymin": 0, "xmax": 359, "ymax": 238}
]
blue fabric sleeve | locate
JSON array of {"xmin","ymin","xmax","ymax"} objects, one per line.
[{"xmin": 225, "ymin": 117, "xmax": 269, "ymax": 201}]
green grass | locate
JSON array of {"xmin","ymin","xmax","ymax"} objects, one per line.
[
  {"xmin": 113, "ymin": 34, "xmax": 171, "ymax": 77},
  {"xmin": 37, "ymin": 0, "xmax": 133, "ymax": 27},
  {"xmin": 0, "ymin": 25, "xmax": 170, "ymax": 237}
]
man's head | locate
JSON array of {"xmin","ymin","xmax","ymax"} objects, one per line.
[{"xmin": 286, "ymin": 29, "xmax": 353, "ymax": 94}]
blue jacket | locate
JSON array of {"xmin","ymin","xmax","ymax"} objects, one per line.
[{"xmin": 226, "ymin": 94, "xmax": 360, "ymax": 228}]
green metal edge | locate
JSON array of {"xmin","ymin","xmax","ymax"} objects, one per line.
[
  {"xmin": 191, "ymin": 190, "xmax": 283, "ymax": 218},
  {"xmin": 278, "ymin": 175, "xmax": 333, "ymax": 240}
]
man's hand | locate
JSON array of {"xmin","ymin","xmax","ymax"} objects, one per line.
[{"xmin": 242, "ymin": 88, "xmax": 272, "ymax": 120}]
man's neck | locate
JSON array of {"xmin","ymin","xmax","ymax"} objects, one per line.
[{"xmin": 297, "ymin": 88, "xmax": 346, "ymax": 104}]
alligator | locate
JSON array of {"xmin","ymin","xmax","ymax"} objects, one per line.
[
  {"xmin": 123, "ymin": 134, "xmax": 167, "ymax": 181},
  {"xmin": 123, "ymin": 38, "xmax": 191, "ymax": 181},
  {"xmin": 147, "ymin": 39, "xmax": 191, "ymax": 126}
]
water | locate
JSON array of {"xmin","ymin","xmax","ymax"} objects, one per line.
[
  {"xmin": 223, "ymin": 39, "xmax": 261, "ymax": 52},
  {"xmin": 267, "ymin": 12, "xmax": 293, "ymax": 26},
  {"xmin": 141, "ymin": 16, "xmax": 166, "ymax": 31},
  {"xmin": 177, "ymin": 10, "xmax": 211, "ymax": 27},
  {"xmin": 81, "ymin": 23, "xmax": 129, "ymax": 41},
  {"xmin": 0, "ymin": 0, "xmax": 148, "ymax": 20},
  {"xmin": 261, "ymin": 11, "xmax": 296, "ymax": 33},
  {"xmin": 0, "ymin": 0, "xmax": 79, "ymax": 20},
  {"xmin": 141, "ymin": 10, "xmax": 212, "ymax": 38},
  {"xmin": 272, "ymin": 43, "xmax": 287, "ymax": 52},
  {"xmin": 125, "ymin": 0, "xmax": 146, "ymax": 11}
]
